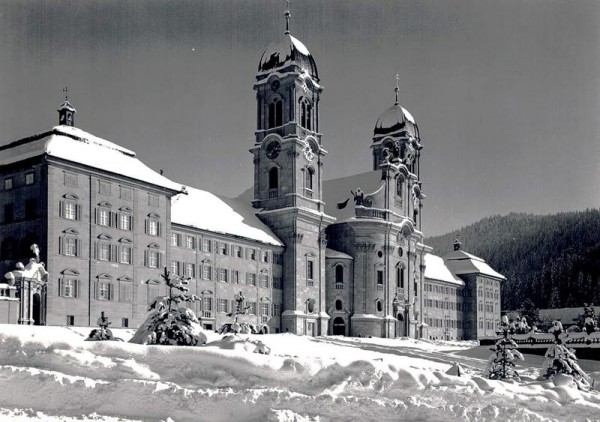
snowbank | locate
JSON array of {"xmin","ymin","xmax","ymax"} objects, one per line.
[{"xmin": 0, "ymin": 325, "xmax": 599, "ymax": 421}]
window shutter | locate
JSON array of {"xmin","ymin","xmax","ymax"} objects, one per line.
[
  {"xmin": 157, "ymin": 222, "xmax": 162, "ymax": 236},
  {"xmin": 129, "ymin": 215, "xmax": 134, "ymax": 230},
  {"xmin": 144, "ymin": 250, "xmax": 148, "ymax": 267},
  {"xmin": 111, "ymin": 245, "xmax": 118, "ymax": 262},
  {"xmin": 108, "ymin": 283, "xmax": 113, "ymax": 301},
  {"xmin": 74, "ymin": 280, "xmax": 80, "ymax": 298},
  {"xmin": 94, "ymin": 208, "xmax": 98, "ymax": 224},
  {"xmin": 76, "ymin": 204, "xmax": 82, "ymax": 221},
  {"xmin": 58, "ymin": 278, "xmax": 63, "ymax": 297},
  {"xmin": 94, "ymin": 281, "xmax": 99, "ymax": 300},
  {"xmin": 58, "ymin": 236, "xmax": 64, "ymax": 255},
  {"xmin": 59, "ymin": 201, "xmax": 64, "ymax": 218},
  {"xmin": 144, "ymin": 219, "xmax": 148, "ymax": 234},
  {"xmin": 159, "ymin": 252, "xmax": 163, "ymax": 268},
  {"xmin": 245, "ymin": 248, "xmax": 249, "ymax": 259},
  {"xmin": 93, "ymin": 242, "xmax": 98, "ymax": 259},
  {"xmin": 76, "ymin": 239, "xmax": 82, "ymax": 257}
]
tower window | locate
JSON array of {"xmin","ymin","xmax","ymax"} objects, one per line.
[
  {"xmin": 304, "ymin": 167, "xmax": 314, "ymax": 192},
  {"xmin": 335, "ymin": 299, "xmax": 343, "ymax": 311},
  {"xmin": 268, "ymin": 97, "xmax": 283, "ymax": 128},
  {"xmin": 335, "ymin": 265, "xmax": 344, "ymax": 285},
  {"xmin": 300, "ymin": 98, "xmax": 312, "ymax": 130},
  {"xmin": 268, "ymin": 167, "xmax": 279, "ymax": 191}
]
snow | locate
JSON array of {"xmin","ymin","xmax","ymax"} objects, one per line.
[
  {"xmin": 325, "ymin": 248, "xmax": 353, "ymax": 260},
  {"xmin": 444, "ymin": 250, "xmax": 506, "ymax": 280},
  {"xmin": 0, "ymin": 126, "xmax": 183, "ymax": 193},
  {"xmin": 171, "ymin": 187, "xmax": 282, "ymax": 246},
  {"xmin": 424, "ymin": 253, "xmax": 465, "ymax": 286},
  {"xmin": 1, "ymin": 324, "xmax": 600, "ymax": 421}
]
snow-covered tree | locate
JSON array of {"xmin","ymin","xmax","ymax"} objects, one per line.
[
  {"xmin": 519, "ymin": 298, "xmax": 540, "ymax": 328},
  {"xmin": 578, "ymin": 303, "xmax": 599, "ymax": 335},
  {"xmin": 86, "ymin": 312, "xmax": 115, "ymax": 341},
  {"xmin": 541, "ymin": 321, "xmax": 594, "ymax": 391},
  {"xmin": 485, "ymin": 315, "xmax": 524, "ymax": 381},
  {"xmin": 130, "ymin": 267, "xmax": 205, "ymax": 346}
]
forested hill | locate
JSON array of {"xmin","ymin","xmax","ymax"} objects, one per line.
[{"xmin": 425, "ymin": 210, "xmax": 600, "ymax": 311}]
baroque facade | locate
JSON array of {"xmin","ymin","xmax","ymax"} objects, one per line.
[{"xmin": 0, "ymin": 11, "xmax": 504, "ymax": 340}]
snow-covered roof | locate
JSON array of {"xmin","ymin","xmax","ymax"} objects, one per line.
[
  {"xmin": 374, "ymin": 103, "xmax": 419, "ymax": 138},
  {"xmin": 325, "ymin": 248, "xmax": 353, "ymax": 260},
  {"xmin": 424, "ymin": 253, "xmax": 464, "ymax": 286},
  {"xmin": 443, "ymin": 250, "xmax": 505, "ymax": 280},
  {"xmin": 171, "ymin": 187, "xmax": 282, "ymax": 246},
  {"xmin": 0, "ymin": 126, "xmax": 183, "ymax": 192},
  {"xmin": 258, "ymin": 33, "xmax": 318, "ymax": 79}
]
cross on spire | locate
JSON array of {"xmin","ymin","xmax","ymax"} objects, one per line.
[
  {"xmin": 284, "ymin": 0, "xmax": 291, "ymax": 34},
  {"xmin": 63, "ymin": 86, "xmax": 69, "ymax": 101},
  {"xmin": 394, "ymin": 74, "xmax": 400, "ymax": 105}
]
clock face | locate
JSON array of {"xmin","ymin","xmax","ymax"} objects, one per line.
[
  {"xmin": 303, "ymin": 144, "xmax": 315, "ymax": 161},
  {"xmin": 266, "ymin": 141, "xmax": 281, "ymax": 159}
]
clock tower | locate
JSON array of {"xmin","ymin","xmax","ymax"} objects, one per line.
[{"xmin": 251, "ymin": 6, "xmax": 335, "ymax": 335}]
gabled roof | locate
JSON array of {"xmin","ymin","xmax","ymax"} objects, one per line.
[
  {"xmin": 443, "ymin": 250, "xmax": 505, "ymax": 280},
  {"xmin": 424, "ymin": 253, "xmax": 464, "ymax": 286},
  {"xmin": 171, "ymin": 187, "xmax": 282, "ymax": 247},
  {"xmin": 0, "ymin": 125, "xmax": 183, "ymax": 192}
]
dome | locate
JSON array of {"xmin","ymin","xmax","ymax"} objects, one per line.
[
  {"xmin": 258, "ymin": 34, "xmax": 319, "ymax": 80},
  {"xmin": 373, "ymin": 103, "xmax": 419, "ymax": 138}
]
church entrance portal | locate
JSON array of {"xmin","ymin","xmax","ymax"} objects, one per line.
[{"xmin": 332, "ymin": 317, "xmax": 346, "ymax": 336}]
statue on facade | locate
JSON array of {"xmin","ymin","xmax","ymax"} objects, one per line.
[{"xmin": 351, "ymin": 188, "xmax": 364, "ymax": 206}]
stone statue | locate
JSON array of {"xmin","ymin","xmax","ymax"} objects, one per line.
[
  {"xmin": 30, "ymin": 244, "xmax": 40, "ymax": 263},
  {"xmin": 351, "ymin": 189, "xmax": 364, "ymax": 206}
]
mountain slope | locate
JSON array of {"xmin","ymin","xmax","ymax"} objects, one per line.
[{"xmin": 425, "ymin": 210, "xmax": 600, "ymax": 310}]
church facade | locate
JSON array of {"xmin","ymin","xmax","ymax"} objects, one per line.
[{"xmin": 0, "ymin": 11, "xmax": 504, "ymax": 340}]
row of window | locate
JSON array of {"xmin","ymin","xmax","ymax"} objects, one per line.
[
  {"xmin": 478, "ymin": 319, "xmax": 501, "ymax": 330},
  {"xmin": 3, "ymin": 173, "xmax": 35, "ymax": 191},
  {"xmin": 168, "ymin": 261, "xmax": 282, "ymax": 289},
  {"xmin": 478, "ymin": 301, "xmax": 497, "ymax": 313},
  {"xmin": 424, "ymin": 283, "xmax": 459, "ymax": 296},
  {"xmin": 424, "ymin": 298, "xmax": 462, "ymax": 311},
  {"xmin": 63, "ymin": 173, "xmax": 157, "ymax": 207},
  {"xmin": 58, "ymin": 278, "xmax": 133, "ymax": 302},
  {"xmin": 265, "ymin": 96, "xmax": 313, "ymax": 131},
  {"xmin": 3, "ymin": 200, "xmax": 37, "ymax": 223},
  {"xmin": 171, "ymin": 234, "xmax": 280, "ymax": 263},
  {"xmin": 424, "ymin": 317, "xmax": 463, "ymax": 329}
]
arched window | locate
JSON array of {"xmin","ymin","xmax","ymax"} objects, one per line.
[
  {"xmin": 268, "ymin": 167, "xmax": 278, "ymax": 190},
  {"xmin": 335, "ymin": 299, "xmax": 343, "ymax": 311},
  {"xmin": 300, "ymin": 98, "xmax": 312, "ymax": 130},
  {"xmin": 335, "ymin": 265, "xmax": 344, "ymax": 285},
  {"xmin": 376, "ymin": 300, "xmax": 383, "ymax": 313},
  {"xmin": 396, "ymin": 266, "xmax": 405, "ymax": 288},
  {"xmin": 268, "ymin": 97, "xmax": 283, "ymax": 128}
]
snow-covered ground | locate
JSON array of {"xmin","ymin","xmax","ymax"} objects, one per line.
[{"xmin": 0, "ymin": 325, "xmax": 599, "ymax": 422}]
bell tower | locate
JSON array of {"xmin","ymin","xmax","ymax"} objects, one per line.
[
  {"xmin": 251, "ymin": 5, "xmax": 335, "ymax": 335},
  {"xmin": 57, "ymin": 87, "xmax": 76, "ymax": 127}
]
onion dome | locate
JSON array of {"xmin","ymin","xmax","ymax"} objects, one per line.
[
  {"xmin": 258, "ymin": 34, "xmax": 318, "ymax": 80},
  {"xmin": 374, "ymin": 104, "xmax": 418, "ymax": 137},
  {"xmin": 257, "ymin": 6, "xmax": 318, "ymax": 80}
]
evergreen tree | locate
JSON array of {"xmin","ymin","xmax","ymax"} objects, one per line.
[
  {"xmin": 549, "ymin": 286, "xmax": 561, "ymax": 309},
  {"xmin": 130, "ymin": 267, "xmax": 205, "ymax": 346},
  {"xmin": 485, "ymin": 316, "xmax": 524, "ymax": 381},
  {"xmin": 519, "ymin": 298, "xmax": 540, "ymax": 327},
  {"xmin": 578, "ymin": 304, "xmax": 599, "ymax": 335}
]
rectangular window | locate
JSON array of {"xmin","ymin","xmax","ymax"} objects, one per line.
[
  {"xmin": 61, "ymin": 279, "xmax": 79, "ymax": 298},
  {"xmin": 171, "ymin": 261, "xmax": 180, "ymax": 275},
  {"xmin": 148, "ymin": 193, "xmax": 159, "ymax": 207},
  {"xmin": 246, "ymin": 273, "xmax": 256, "ymax": 286},
  {"xmin": 377, "ymin": 270, "xmax": 383, "ymax": 285},
  {"xmin": 120, "ymin": 246, "xmax": 132, "ymax": 264},
  {"xmin": 248, "ymin": 301, "xmax": 256, "ymax": 315},
  {"xmin": 119, "ymin": 214, "xmax": 132, "ymax": 230},
  {"xmin": 66, "ymin": 315, "xmax": 75, "ymax": 326},
  {"xmin": 234, "ymin": 246, "xmax": 242, "ymax": 258},
  {"xmin": 98, "ymin": 281, "xmax": 111, "ymax": 300},
  {"xmin": 25, "ymin": 173, "xmax": 35, "ymax": 185},
  {"xmin": 260, "ymin": 273, "xmax": 269, "ymax": 288},
  {"xmin": 272, "ymin": 303, "xmax": 280, "ymax": 317},
  {"xmin": 219, "ymin": 242, "xmax": 228, "ymax": 255},
  {"xmin": 261, "ymin": 303, "xmax": 269, "ymax": 322},
  {"xmin": 186, "ymin": 236, "xmax": 195, "ymax": 249},
  {"xmin": 98, "ymin": 243, "xmax": 110, "ymax": 261},
  {"xmin": 4, "ymin": 178, "xmax": 13, "ymax": 190},
  {"xmin": 218, "ymin": 268, "xmax": 228, "ymax": 282},
  {"xmin": 98, "ymin": 180, "xmax": 111, "ymax": 196},
  {"xmin": 148, "ymin": 250, "xmax": 159, "ymax": 268},
  {"xmin": 4, "ymin": 204, "xmax": 14, "ymax": 223},
  {"xmin": 186, "ymin": 263, "xmax": 195, "ymax": 278},
  {"xmin": 98, "ymin": 209, "xmax": 110, "ymax": 226},
  {"xmin": 202, "ymin": 238, "xmax": 212, "ymax": 252},
  {"xmin": 119, "ymin": 186, "xmax": 133, "ymax": 201},
  {"xmin": 202, "ymin": 265, "xmax": 212, "ymax": 280},
  {"xmin": 148, "ymin": 220, "xmax": 158, "ymax": 236},
  {"xmin": 119, "ymin": 282, "xmax": 132, "ymax": 302},
  {"xmin": 65, "ymin": 238, "xmax": 77, "ymax": 256},
  {"xmin": 231, "ymin": 270, "xmax": 239, "ymax": 284},
  {"xmin": 64, "ymin": 172, "xmax": 78, "ymax": 187},
  {"xmin": 261, "ymin": 251, "xmax": 269, "ymax": 263},
  {"xmin": 218, "ymin": 299, "xmax": 228, "ymax": 313},
  {"xmin": 203, "ymin": 297, "xmax": 213, "ymax": 318},
  {"xmin": 248, "ymin": 248, "xmax": 256, "ymax": 260},
  {"xmin": 307, "ymin": 261, "xmax": 314, "ymax": 280},
  {"xmin": 171, "ymin": 233, "xmax": 181, "ymax": 247},
  {"xmin": 122, "ymin": 318, "xmax": 129, "ymax": 328}
]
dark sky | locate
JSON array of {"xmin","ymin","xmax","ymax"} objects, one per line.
[{"xmin": 1, "ymin": 0, "xmax": 599, "ymax": 236}]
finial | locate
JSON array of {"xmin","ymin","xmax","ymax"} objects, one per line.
[
  {"xmin": 63, "ymin": 86, "xmax": 69, "ymax": 101},
  {"xmin": 453, "ymin": 235, "xmax": 462, "ymax": 251},
  {"xmin": 284, "ymin": 0, "xmax": 291, "ymax": 34},
  {"xmin": 394, "ymin": 74, "xmax": 400, "ymax": 105}
]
